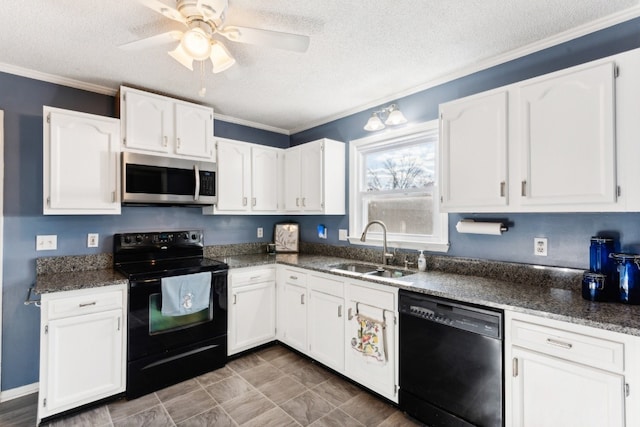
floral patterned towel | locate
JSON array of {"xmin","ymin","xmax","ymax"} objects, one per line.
[{"xmin": 351, "ymin": 313, "xmax": 387, "ymax": 364}]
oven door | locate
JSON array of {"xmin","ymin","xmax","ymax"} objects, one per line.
[{"xmin": 128, "ymin": 269, "xmax": 227, "ymax": 362}]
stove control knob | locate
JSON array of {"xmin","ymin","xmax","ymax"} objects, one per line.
[
  {"xmin": 124, "ymin": 236, "xmax": 132, "ymax": 244},
  {"xmin": 135, "ymin": 235, "xmax": 143, "ymax": 243},
  {"xmin": 191, "ymin": 233, "xmax": 198, "ymax": 241}
]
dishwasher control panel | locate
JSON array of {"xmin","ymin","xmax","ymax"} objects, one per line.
[{"xmin": 399, "ymin": 291, "xmax": 502, "ymax": 339}]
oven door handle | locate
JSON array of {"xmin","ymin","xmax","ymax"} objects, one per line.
[{"xmin": 194, "ymin": 164, "xmax": 201, "ymax": 201}]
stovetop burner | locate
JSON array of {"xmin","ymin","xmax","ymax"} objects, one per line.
[{"xmin": 113, "ymin": 230, "xmax": 228, "ymax": 281}]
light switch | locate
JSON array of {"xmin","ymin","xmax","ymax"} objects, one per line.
[{"xmin": 36, "ymin": 235, "xmax": 57, "ymax": 251}]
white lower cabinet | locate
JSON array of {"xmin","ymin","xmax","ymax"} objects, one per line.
[
  {"xmin": 38, "ymin": 285, "xmax": 126, "ymax": 424},
  {"xmin": 506, "ymin": 310, "xmax": 640, "ymax": 427},
  {"xmin": 228, "ymin": 267, "xmax": 276, "ymax": 355},
  {"xmin": 307, "ymin": 273, "xmax": 345, "ymax": 372},
  {"xmin": 344, "ymin": 279, "xmax": 398, "ymax": 403},
  {"xmin": 277, "ymin": 267, "xmax": 308, "ymax": 352}
]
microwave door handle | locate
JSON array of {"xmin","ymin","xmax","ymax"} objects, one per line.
[{"xmin": 194, "ymin": 164, "xmax": 200, "ymax": 201}]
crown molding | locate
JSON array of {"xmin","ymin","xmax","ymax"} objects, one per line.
[
  {"xmin": 213, "ymin": 113, "xmax": 290, "ymax": 135},
  {"xmin": 290, "ymin": 6, "xmax": 640, "ymax": 134}
]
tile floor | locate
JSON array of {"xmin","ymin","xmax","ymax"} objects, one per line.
[{"xmin": 0, "ymin": 344, "xmax": 423, "ymax": 426}]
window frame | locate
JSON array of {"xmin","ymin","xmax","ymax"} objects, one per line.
[{"xmin": 348, "ymin": 120, "xmax": 449, "ymax": 252}]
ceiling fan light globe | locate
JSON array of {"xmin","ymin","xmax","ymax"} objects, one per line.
[
  {"xmin": 210, "ymin": 41, "xmax": 236, "ymax": 73},
  {"xmin": 385, "ymin": 107, "xmax": 408, "ymax": 126},
  {"xmin": 168, "ymin": 44, "xmax": 195, "ymax": 70},
  {"xmin": 364, "ymin": 114, "xmax": 385, "ymax": 131},
  {"xmin": 181, "ymin": 27, "xmax": 212, "ymax": 59}
]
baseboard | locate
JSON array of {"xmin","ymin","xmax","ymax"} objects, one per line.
[{"xmin": 0, "ymin": 382, "xmax": 38, "ymax": 402}]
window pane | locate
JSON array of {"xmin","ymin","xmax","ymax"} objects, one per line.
[
  {"xmin": 366, "ymin": 194, "xmax": 434, "ymax": 235},
  {"xmin": 365, "ymin": 143, "xmax": 435, "ymax": 191}
]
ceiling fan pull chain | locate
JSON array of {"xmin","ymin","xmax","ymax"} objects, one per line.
[{"xmin": 198, "ymin": 60, "xmax": 207, "ymax": 97}]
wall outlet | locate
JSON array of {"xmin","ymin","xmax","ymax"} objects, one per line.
[
  {"xmin": 87, "ymin": 233, "xmax": 99, "ymax": 248},
  {"xmin": 534, "ymin": 237, "xmax": 548, "ymax": 256},
  {"xmin": 257, "ymin": 227, "xmax": 263, "ymax": 238},
  {"xmin": 36, "ymin": 235, "xmax": 57, "ymax": 251},
  {"xmin": 339, "ymin": 229, "xmax": 348, "ymax": 241}
]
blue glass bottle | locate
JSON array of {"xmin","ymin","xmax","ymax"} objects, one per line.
[{"xmin": 610, "ymin": 253, "xmax": 640, "ymax": 305}]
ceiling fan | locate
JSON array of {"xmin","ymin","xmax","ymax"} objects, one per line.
[{"xmin": 120, "ymin": 0, "xmax": 310, "ymax": 74}]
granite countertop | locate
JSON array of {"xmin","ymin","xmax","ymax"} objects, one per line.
[
  {"xmin": 34, "ymin": 252, "xmax": 640, "ymax": 337},
  {"xmin": 222, "ymin": 253, "xmax": 640, "ymax": 338}
]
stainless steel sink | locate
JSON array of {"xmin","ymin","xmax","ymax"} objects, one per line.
[{"xmin": 329, "ymin": 263, "xmax": 416, "ymax": 278}]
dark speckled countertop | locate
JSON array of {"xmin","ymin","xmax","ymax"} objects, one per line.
[{"xmin": 35, "ymin": 252, "xmax": 640, "ymax": 337}]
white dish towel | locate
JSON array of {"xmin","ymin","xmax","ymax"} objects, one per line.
[{"xmin": 161, "ymin": 272, "xmax": 212, "ymax": 316}]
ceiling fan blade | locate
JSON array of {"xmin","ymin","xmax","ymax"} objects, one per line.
[
  {"xmin": 219, "ymin": 26, "xmax": 310, "ymax": 53},
  {"xmin": 119, "ymin": 31, "xmax": 183, "ymax": 51},
  {"xmin": 137, "ymin": 0, "xmax": 186, "ymax": 23}
]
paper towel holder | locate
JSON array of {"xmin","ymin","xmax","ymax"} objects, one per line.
[{"xmin": 456, "ymin": 219, "xmax": 509, "ymax": 235}]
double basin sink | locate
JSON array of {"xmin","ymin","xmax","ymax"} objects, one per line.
[{"xmin": 329, "ymin": 262, "xmax": 416, "ymax": 279}]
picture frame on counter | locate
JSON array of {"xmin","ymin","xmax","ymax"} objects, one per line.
[{"xmin": 274, "ymin": 222, "xmax": 299, "ymax": 253}]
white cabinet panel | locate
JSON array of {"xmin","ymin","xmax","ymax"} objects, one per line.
[
  {"xmin": 520, "ymin": 61, "xmax": 616, "ymax": 206},
  {"xmin": 229, "ymin": 280, "xmax": 276, "ymax": 355},
  {"xmin": 440, "ymin": 90, "xmax": 508, "ymax": 210},
  {"xmin": 251, "ymin": 146, "xmax": 280, "ymax": 212},
  {"xmin": 175, "ymin": 103, "xmax": 214, "ymax": 159},
  {"xmin": 511, "ymin": 347, "xmax": 624, "ymax": 427},
  {"xmin": 121, "ymin": 89, "xmax": 172, "ymax": 154},
  {"xmin": 215, "ymin": 140, "xmax": 251, "ymax": 211},
  {"xmin": 43, "ymin": 107, "xmax": 120, "ymax": 215},
  {"xmin": 281, "ymin": 282, "xmax": 307, "ymax": 352},
  {"xmin": 308, "ymin": 274, "xmax": 345, "ymax": 372}
]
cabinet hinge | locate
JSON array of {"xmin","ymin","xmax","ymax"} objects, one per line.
[
  {"xmin": 123, "ymin": 137, "xmax": 127, "ymax": 146},
  {"xmin": 46, "ymin": 113, "xmax": 50, "ymax": 124},
  {"xmin": 215, "ymin": 142, "xmax": 218, "ymax": 149},
  {"xmin": 394, "ymin": 384, "xmax": 399, "ymax": 395},
  {"xmin": 617, "ymin": 186, "xmax": 621, "ymax": 197},
  {"xmin": 123, "ymin": 93, "xmax": 126, "ymax": 102},
  {"xmin": 440, "ymin": 112, "xmax": 443, "ymax": 120},
  {"xmin": 43, "ymin": 398, "xmax": 47, "ymax": 408},
  {"xmin": 512, "ymin": 357, "xmax": 518, "ymax": 377},
  {"xmin": 44, "ymin": 325, "xmax": 48, "ymax": 334},
  {"xmin": 46, "ymin": 197, "xmax": 50, "ymax": 207},
  {"xmin": 625, "ymin": 383, "xmax": 630, "ymax": 397},
  {"xmin": 615, "ymin": 65, "xmax": 620, "ymax": 78}
]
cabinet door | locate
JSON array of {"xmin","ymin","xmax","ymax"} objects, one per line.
[
  {"xmin": 44, "ymin": 309, "xmax": 123, "ymax": 413},
  {"xmin": 45, "ymin": 109, "xmax": 120, "ymax": 214},
  {"xmin": 283, "ymin": 147, "xmax": 302, "ymax": 211},
  {"xmin": 251, "ymin": 146, "xmax": 279, "ymax": 211},
  {"xmin": 216, "ymin": 140, "xmax": 251, "ymax": 211},
  {"xmin": 281, "ymin": 282, "xmax": 307, "ymax": 352},
  {"xmin": 308, "ymin": 289, "xmax": 344, "ymax": 372},
  {"xmin": 122, "ymin": 90, "xmax": 172, "ymax": 154},
  {"xmin": 511, "ymin": 346, "xmax": 625, "ymax": 427},
  {"xmin": 229, "ymin": 282, "xmax": 276, "ymax": 354},
  {"xmin": 175, "ymin": 103, "xmax": 213, "ymax": 160},
  {"xmin": 300, "ymin": 141, "xmax": 324, "ymax": 212},
  {"xmin": 519, "ymin": 61, "xmax": 616, "ymax": 206},
  {"xmin": 440, "ymin": 91, "xmax": 508, "ymax": 210}
]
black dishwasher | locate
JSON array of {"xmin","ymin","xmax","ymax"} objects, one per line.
[{"xmin": 399, "ymin": 290, "xmax": 503, "ymax": 427}]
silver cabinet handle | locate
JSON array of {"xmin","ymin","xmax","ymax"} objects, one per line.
[
  {"xmin": 301, "ymin": 197, "xmax": 306, "ymax": 207},
  {"xmin": 546, "ymin": 338, "xmax": 572, "ymax": 349},
  {"xmin": 242, "ymin": 197, "xmax": 248, "ymax": 206},
  {"xmin": 296, "ymin": 197, "xmax": 300, "ymax": 207},
  {"xmin": 500, "ymin": 181, "xmax": 506, "ymax": 197},
  {"xmin": 252, "ymin": 197, "xmax": 256, "ymax": 207},
  {"xmin": 521, "ymin": 180, "xmax": 527, "ymax": 197},
  {"xmin": 512, "ymin": 358, "xmax": 518, "ymax": 377},
  {"xmin": 300, "ymin": 294, "xmax": 305, "ymax": 305},
  {"xmin": 79, "ymin": 302, "xmax": 96, "ymax": 308},
  {"xmin": 163, "ymin": 136, "xmax": 168, "ymax": 147},
  {"xmin": 338, "ymin": 305, "xmax": 343, "ymax": 318},
  {"xmin": 117, "ymin": 317, "xmax": 121, "ymax": 331},
  {"xmin": 233, "ymin": 294, "xmax": 237, "ymax": 305},
  {"xmin": 176, "ymin": 137, "xmax": 181, "ymax": 149},
  {"xmin": 348, "ymin": 307, "xmax": 353, "ymax": 320},
  {"xmin": 249, "ymin": 276, "xmax": 261, "ymax": 281},
  {"xmin": 290, "ymin": 276, "xmax": 298, "ymax": 280}
]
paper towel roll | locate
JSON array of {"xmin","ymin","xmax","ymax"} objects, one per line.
[{"xmin": 455, "ymin": 220, "xmax": 505, "ymax": 235}]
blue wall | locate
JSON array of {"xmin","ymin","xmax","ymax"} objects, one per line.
[
  {"xmin": 291, "ymin": 17, "xmax": 640, "ymax": 270},
  {"xmin": 3, "ymin": 16, "xmax": 640, "ymax": 392}
]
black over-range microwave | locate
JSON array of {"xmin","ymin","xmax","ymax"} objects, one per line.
[{"xmin": 122, "ymin": 152, "xmax": 217, "ymax": 206}]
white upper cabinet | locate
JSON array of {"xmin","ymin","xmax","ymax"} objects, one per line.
[
  {"xmin": 519, "ymin": 61, "xmax": 616, "ymax": 207},
  {"xmin": 437, "ymin": 48, "xmax": 640, "ymax": 213},
  {"xmin": 440, "ymin": 90, "xmax": 509, "ymax": 210},
  {"xmin": 119, "ymin": 86, "xmax": 214, "ymax": 161},
  {"xmin": 207, "ymin": 138, "xmax": 281, "ymax": 214},
  {"xmin": 43, "ymin": 106, "xmax": 121, "ymax": 215},
  {"xmin": 283, "ymin": 138, "xmax": 345, "ymax": 215}
]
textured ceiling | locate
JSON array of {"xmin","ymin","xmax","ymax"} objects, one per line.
[{"xmin": 1, "ymin": 0, "xmax": 639, "ymax": 133}]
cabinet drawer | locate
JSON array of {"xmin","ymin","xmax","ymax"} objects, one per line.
[
  {"xmin": 347, "ymin": 281, "xmax": 395, "ymax": 311},
  {"xmin": 47, "ymin": 289, "xmax": 124, "ymax": 320},
  {"xmin": 308, "ymin": 274, "xmax": 343, "ymax": 298},
  {"xmin": 511, "ymin": 319, "xmax": 624, "ymax": 373},
  {"xmin": 232, "ymin": 268, "xmax": 275, "ymax": 287},
  {"xmin": 282, "ymin": 268, "xmax": 307, "ymax": 286}
]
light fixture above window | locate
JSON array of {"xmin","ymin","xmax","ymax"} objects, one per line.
[{"xmin": 363, "ymin": 104, "xmax": 408, "ymax": 131}]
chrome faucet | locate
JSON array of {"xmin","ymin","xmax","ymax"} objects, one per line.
[{"xmin": 360, "ymin": 220, "xmax": 394, "ymax": 265}]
